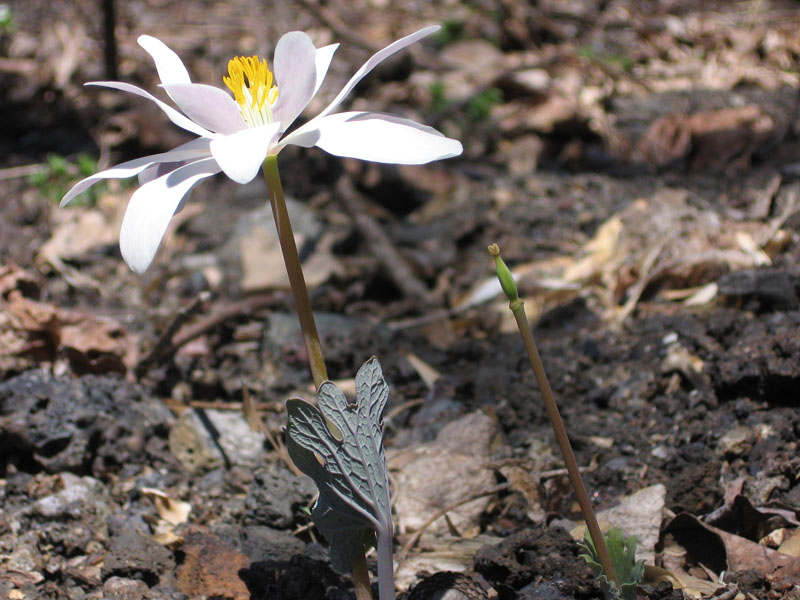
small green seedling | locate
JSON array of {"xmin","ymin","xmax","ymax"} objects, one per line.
[
  {"xmin": 580, "ymin": 527, "xmax": 644, "ymax": 600},
  {"xmin": 0, "ymin": 4, "xmax": 14, "ymax": 35},
  {"xmin": 286, "ymin": 358, "xmax": 395, "ymax": 600},
  {"xmin": 466, "ymin": 87, "xmax": 503, "ymax": 122},
  {"xmin": 30, "ymin": 153, "xmax": 103, "ymax": 204}
]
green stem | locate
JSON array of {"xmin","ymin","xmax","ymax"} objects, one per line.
[
  {"xmin": 262, "ymin": 155, "xmax": 328, "ymax": 389},
  {"xmin": 262, "ymin": 156, "xmax": 374, "ymax": 600},
  {"xmin": 510, "ymin": 303, "xmax": 619, "ymax": 589},
  {"xmin": 489, "ymin": 244, "xmax": 619, "ymax": 590}
]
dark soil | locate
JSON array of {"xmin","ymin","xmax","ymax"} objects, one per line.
[{"xmin": 2, "ymin": 1, "xmax": 800, "ymax": 599}]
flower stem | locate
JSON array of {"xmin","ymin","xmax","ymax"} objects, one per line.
[
  {"xmin": 488, "ymin": 245, "xmax": 620, "ymax": 590},
  {"xmin": 262, "ymin": 156, "xmax": 374, "ymax": 600},
  {"xmin": 262, "ymin": 155, "xmax": 328, "ymax": 389}
]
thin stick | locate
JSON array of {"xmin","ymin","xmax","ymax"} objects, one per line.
[
  {"xmin": 335, "ymin": 177, "xmax": 437, "ymax": 307},
  {"xmin": 102, "ymin": 0, "xmax": 118, "ymax": 79},
  {"xmin": 488, "ymin": 244, "xmax": 620, "ymax": 589},
  {"xmin": 395, "ymin": 483, "xmax": 509, "ymax": 570},
  {"xmin": 135, "ymin": 291, "xmax": 210, "ymax": 377}
]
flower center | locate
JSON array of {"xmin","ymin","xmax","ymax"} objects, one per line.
[{"xmin": 223, "ymin": 56, "xmax": 279, "ymax": 127}]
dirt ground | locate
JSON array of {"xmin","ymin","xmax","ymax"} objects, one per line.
[{"xmin": 1, "ymin": 0, "xmax": 800, "ymax": 599}]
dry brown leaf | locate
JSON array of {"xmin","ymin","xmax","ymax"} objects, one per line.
[
  {"xmin": 141, "ymin": 487, "xmax": 192, "ymax": 526},
  {"xmin": 563, "ymin": 216, "xmax": 624, "ymax": 285},
  {"xmin": 240, "ymin": 228, "xmax": 342, "ymax": 292},
  {"xmin": 636, "ymin": 105, "xmax": 775, "ymax": 172},
  {"xmin": 643, "ymin": 564, "xmax": 724, "ymax": 599},
  {"xmin": 390, "ymin": 411, "xmax": 499, "ymax": 538},
  {"xmin": 38, "ymin": 209, "xmax": 117, "ymax": 264},
  {"xmin": 404, "ymin": 353, "xmax": 441, "ymax": 389},
  {"xmin": 665, "ymin": 512, "xmax": 800, "ymax": 582},
  {"xmin": 779, "ymin": 528, "xmax": 800, "ymax": 557},
  {"xmin": 0, "ymin": 265, "xmax": 138, "ymax": 373}
]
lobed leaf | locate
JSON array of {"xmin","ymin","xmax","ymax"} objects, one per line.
[{"xmin": 286, "ymin": 357, "xmax": 393, "ymax": 573}]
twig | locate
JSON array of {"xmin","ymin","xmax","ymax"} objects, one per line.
[
  {"xmin": 335, "ymin": 177, "xmax": 438, "ymax": 307},
  {"xmin": 135, "ymin": 291, "xmax": 211, "ymax": 377},
  {"xmin": 263, "ymin": 421, "xmax": 304, "ymax": 478},
  {"xmin": 296, "ymin": 0, "xmax": 381, "ymax": 54},
  {"xmin": 0, "ymin": 163, "xmax": 47, "ymax": 181},
  {"xmin": 164, "ymin": 399, "xmax": 283, "ymax": 413},
  {"xmin": 102, "ymin": 0, "xmax": 118, "ymax": 79},
  {"xmin": 135, "ymin": 292, "xmax": 278, "ymax": 377},
  {"xmin": 395, "ymin": 483, "xmax": 509, "ymax": 571}
]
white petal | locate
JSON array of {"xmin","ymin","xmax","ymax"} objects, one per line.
[
  {"xmin": 209, "ymin": 122, "xmax": 282, "ymax": 184},
  {"xmin": 87, "ymin": 81, "xmax": 213, "ymax": 138},
  {"xmin": 313, "ymin": 43, "xmax": 339, "ymax": 97},
  {"xmin": 138, "ymin": 161, "xmax": 185, "ymax": 185},
  {"xmin": 272, "ymin": 31, "xmax": 318, "ymax": 130},
  {"xmin": 119, "ymin": 158, "xmax": 220, "ymax": 272},
  {"xmin": 308, "ymin": 111, "xmax": 462, "ymax": 164},
  {"xmin": 161, "ymin": 83, "xmax": 246, "ymax": 134},
  {"xmin": 60, "ymin": 138, "xmax": 212, "ymax": 206},
  {"xmin": 316, "ymin": 26, "xmax": 439, "ymax": 120},
  {"xmin": 137, "ymin": 35, "xmax": 191, "ymax": 85}
]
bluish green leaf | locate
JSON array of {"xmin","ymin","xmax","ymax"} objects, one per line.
[{"xmin": 286, "ymin": 357, "xmax": 393, "ymax": 573}]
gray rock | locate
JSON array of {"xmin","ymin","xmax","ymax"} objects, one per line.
[
  {"xmin": 101, "ymin": 529, "xmax": 175, "ymax": 586},
  {"xmin": 0, "ymin": 370, "xmax": 174, "ymax": 476},
  {"xmin": 244, "ymin": 468, "xmax": 317, "ymax": 528},
  {"xmin": 716, "ymin": 425, "xmax": 753, "ymax": 458},
  {"xmin": 102, "ymin": 577, "xmax": 150, "ymax": 600},
  {"xmin": 168, "ymin": 408, "xmax": 266, "ymax": 473},
  {"xmin": 261, "ymin": 312, "xmax": 392, "ymax": 386},
  {"xmin": 218, "ymin": 199, "xmax": 323, "ymax": 292},
  {"xmin": 241, "ymin": 525, "xmax": 306, "ymax": 562}
]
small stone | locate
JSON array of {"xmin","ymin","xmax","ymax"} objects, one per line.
[
  {"xmin": 102, "ymin": 577, "xmax": 149, "ymax": 600},
  {"xmin": 101, "ymin": 529, "xmax": 175, "ymax": 586},
  {"xmin": 176, "ymin": 529, "xmax": 250, "ymax": 599},
  {"xmin": 33, "ymin": 474, "xmax": 111, "ymax": 533},
  {"xmin": 169, "ymin": 408, "xmax": 266, "ymax": 473},
  {"xmin": 244, "ymin": 468, "xmax": 316, "ymax": 529},
  {"xmin": 406, "ymin": 572, "xmax": 488, "ymax": 600},
  {"xmin": 716, "ymin": 426, "xmax": 753, "ymax": 458},
  {"xmin": 240, "ymin": 525, "xmax": 305, "ymax": 562}
]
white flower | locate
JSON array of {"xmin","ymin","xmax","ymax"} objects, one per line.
[{"xmin": 61, "ymin": 27, "xmax": 462, "ymax": 273}]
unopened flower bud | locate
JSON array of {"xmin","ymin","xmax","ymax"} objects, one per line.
[{"xmin": 488, "ymin": 244, "xmax": 518, "ymax": 301}]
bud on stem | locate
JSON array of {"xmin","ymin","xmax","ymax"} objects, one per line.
[{"xmin": 487, "ymin": 244, "xmax": 518, "ymax": 302}]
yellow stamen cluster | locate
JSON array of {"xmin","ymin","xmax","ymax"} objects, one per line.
[{"xmin": 223, "ymin": 56, "xmax": 279, "ymax": 127}]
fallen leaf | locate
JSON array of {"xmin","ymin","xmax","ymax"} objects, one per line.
[
  {"xmin": 141, "ymin": 487, "xmax": 191, "ymax": 526},
  {"xmin": 0, "ymin": 266, "xmax": 138, "ymax": 374},
  {"xmin": 570, "ymin": 484, "xmax": 666, "ymax": 565},
  {"xmin": 643, "ymin": 564, "xmax": 724, "ymax": 599},
  {"xmin": 390, "ymin": 411, "xmax": 500, "ymax": 537},
  {"xmin": 779, "ymin": 528, "xmax": 800, "ymax": 557},
  {"xmin": 404, "ymin": 353, "xmax": 441, "ymax": 389},
  {"xmin": 636, "ymin": 105, "xmax": 775, "ymax": 172},
  {"xmin": 665, "ymin": 512, "xmax": 800, "ymax": 580},
  {"xmin": 38, "ymin": 208, "xmax": 116, "ymax": 264}
]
